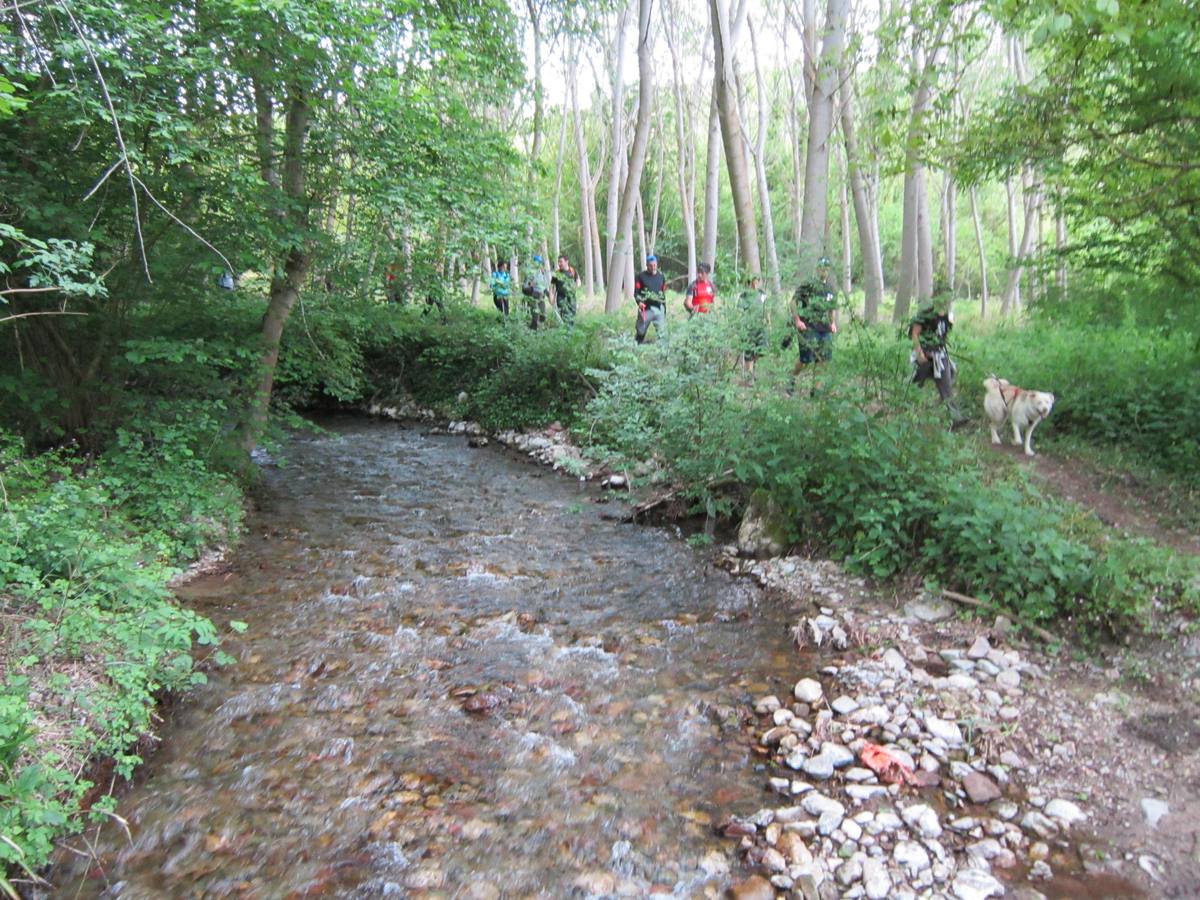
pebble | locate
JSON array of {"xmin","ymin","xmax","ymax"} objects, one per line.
[
  {"xmin": 801, "ymin": 792, "xmax": 845, "ymax": 819},
  {"xmin": 802, "ymin": 754, "xmax": 835, "ymax": 780},
  {"xmin": 1021, "ymin": 810, "xmax": 1059, "ymax": 839},
  {"xmin": 1030, "ymin": 860, "xmax": 1053, "ymax": 880},
  {"xmin": 861, "ymin": 857, "xmax": 891, "ymax": 899},
  {"xmin": 996, "ymin": 669, "xmax": 1021, "ymax": 690},
  {"xmin": 846, "ymin": 785, "xmax": 889, "ymax": 802},
  {"xmin": 835, "ymin": 857, "xmax": 863, "ymax": 886},
  {"xmin": 1044, "ymin": 798, "xmax": 1086, "ymax": 826},
  {"xmin": 882, "ymin": 648, "xmax": 908, "ymax": 671},
  {"xmin": 901, "ymin": 804, "xmax": 943, "ymax": 838},
  {"xmin": 991, "ymin": 800, "xmax": 1019, "ymax": 821},
  {"xmin": 951, "ymin": 869, "xmax": 1005, "ymax": 899},
  {"xmin": 831, "ymin": 695, "xmax": 860, "ymax": 715},
  {"xmin": 794, "ymin": 678, "xmax": 824, "ymax": 704},
  {"xmin": 924, "ymin": 716, "xmax": 964, "ymax": 747},
  {"xmin": 820, "ymin": 742, "xmax": 855, "ymax": 768},
  {"xmin": 905, "ymin": 597, "xmax": 954, "ymax": 622},
  {"xmin": 967, "ymin": 636, "xmax": 992, "ymax": 659},
  {"xmin": 962, "ymin": 772, "xmax": 1002, "ymax": 804},
  {"xmin": 894, "ymin": 840, "xmax": 932, "ymax": 874},
  {"xmin": 1141, "ymin": 797, "xmax": 1170, "ymax": 828},
  {"xmin": 755, "ymin": 696, "xmax": 782, "ymax": 715},
  {"xmin": 729, "ymin": 875, "xmax": 775, "ymax": 900}
]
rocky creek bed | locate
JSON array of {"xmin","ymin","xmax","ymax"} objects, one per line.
[{"xmin": 41, "ymin": 411, "xmax": 1199, "ymax": 898}]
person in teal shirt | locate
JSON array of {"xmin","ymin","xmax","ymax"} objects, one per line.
[{"xmin": 491, "ymin": 259, "xmax": 512, "ymax": 316}]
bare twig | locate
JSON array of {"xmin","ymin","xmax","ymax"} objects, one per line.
[
  {"xmin": 131, "ymin": 174, "xmax": 232, "ymax": 274},
  {"xmin": 56, "ymin": 0, "xmax": 151, "ymax": 281},
  {"xmin": 941, "ymin": 589, "xmax": 1059, "ymax": 645},
  {"xmin": 81, "ymin": 158, "xmax": 123, "ymax": 202},
  {"xmin": 0, "ymin": 310, "xmax": 88, "ymax": 322}
]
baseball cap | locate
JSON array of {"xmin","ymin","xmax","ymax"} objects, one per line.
[
  {"xmin": 533, "ymin": 254, "xmax": 543, "ymax": 263},
  {"xmin": 646, "ymin": 254, "xmax": 658, "ymax": 263}
]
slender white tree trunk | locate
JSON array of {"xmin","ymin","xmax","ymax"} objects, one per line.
[
  {"xmin": 840, "ymin": 68, "xmax": 882, "ymax": 321},
  {"xmin": 702, "ymin": 92, "xmax": 722, "ymax": 266},
  {"xmin": 605, "ymin": 3, "xmax": 630, "ymax": 273},
  {"xmin": 663, "ymin": 0, "xmax": 698, "ymax": 280},
  {"xmin": 570, "ymin": 60, "xmax": 595, "ymax": 296},
  {"xmin": 710, "ymin": 0, "xmax": 762, "ymax": 276},
  {"xmin": 552, "ymin": 97, "xmax": 568, "ymax": 259},
  {"xmin": 970, "ymin": 186, "xmax": 989, "ymax": 317},
  {"xmin": 1002, "ymin": 170, "xmax": 1041, "ymax": 315},
  {"xmin": 749, "ymin": 17, "xmax": 781, "ymax": 292},
  {"xmin": 1056, "ymin": 210, "xmax": 1067, "ymax": 295},
  {"xmin": 605, "ymin": 0, "xmax": 654, "ymax": 313},
  {"xmin": 798, "ymin": 0, "xmax": 849, "ymax": 264},
  {"xmin": 916, "ymin": 166, "xmax": 934, "ymax": 301}
]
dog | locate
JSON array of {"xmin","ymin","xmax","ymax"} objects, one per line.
[{"xmin": 983, "ymin": 376, "xmax": 1055, "ymax": 456}]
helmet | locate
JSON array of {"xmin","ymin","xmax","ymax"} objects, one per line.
[
  {"xmin": 817, "ymin": 256, "xmax": 832, "ymax": 268},
  {"xmin": 533, "ymin": 254, "xmax": 543, "ymax": 264}
]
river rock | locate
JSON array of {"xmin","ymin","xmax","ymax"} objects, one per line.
[
  {"xmin": 801, "ymin": 792, "xmax": 845, "ymax": 819},
  {"xmin": 967, "ymin": 636, "xmax": 992, "ymax": 659},
  {"xmin": 924, "ymin": 716, "xmax": 964, "ymax": 747},
  {"xmin": 860, "ymin": 857, "xmax": 891, "ymax": 899},
  {"xmin": 820, "ymin": 742, "xmax": 855, "ymax": 768},
  {"xmin": 1141, "ymin": 797, "xmax": 1170, "ymax": 828},
  {"xmin": 905, "ymin": 596, "xmax": 954, "ymax": 622},
  {"xmin": 951, "ymin": 869, "xmax": 1005, "ymax": 900},
  {"xmin": 963, "ymin": 772, "xmax": 1002, "ymax": 804},
  {"xmin": 901, "ymin": 803, "xmax": 943, "ymax": 838},
  {"xmin": 802, "ymin": 754, "xmax": 835, "ymax": 780},
  {"xmin": 729, "ymin": 875, "xmax": 776, "ymax": 900},
  {"xmin": 995, "ymin": 668, "xmax": 1021, "ymax": 690},
  {"xmin": 1020, "ymin": 811, "xmax": 1058, "ymax": 839},
  {"xmin": 846, "ymin": 784, "xmax": 889, "ymax": 802},
  {"xmin": 835, "ymin": 857, "xmax": 863, "ymax": 886},
  {"xmin": 793, "ymin": 678, "xmax": 823, "ymax": 704},
  {"xmin": 1044, "ymin": 799, "xmax": 1086, "ymax": 826},
  {"xmin": 894, "ymin": 840, "xmax": 932, "ymax": 874},
  {"xmin": 882, "ymin": 648, "xmax": 908, "ymax": 671},
  {"xmin": 831, "ymin": 695, "xmax": 860, "ymax": 715},
  {"xmin": 738, "ymin": 489, "xmax": 789, "ymax": 558}
]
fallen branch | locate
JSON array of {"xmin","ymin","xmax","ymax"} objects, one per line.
[{"xmin": 941, "ymin": 589, "xmax": 1060, "ymax": 645}]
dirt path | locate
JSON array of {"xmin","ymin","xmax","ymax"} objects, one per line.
[{"xmin": 987, "ymin": 444, "xmax": 1200, "ymax": 557}]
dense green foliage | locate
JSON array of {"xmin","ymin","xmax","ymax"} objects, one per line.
[{"xmin": 0, "ymin": 416, "xmax": 242, "ymax": 875}]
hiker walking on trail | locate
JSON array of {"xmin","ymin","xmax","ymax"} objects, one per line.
[
  {"xmin": 634, "ymin": 254, "xmax": 668, "ymax": 344},
  {"xmin": 551, "ymin": 255, "xmax": 580, "ymax": 327},
  {"xmin": 522, "ymin": 255, "xmax": 549, "ymax": 330},
  {"xmin": 491, "ymin": 260, "xmax": 512, "ymax": 317},
  {"xmin": 909, "ymin": 295, "xmax": 968, "ymax": 429},
  {"xmin": 791, "ymin": 256, "xmax": 838, "ymax": 377},
  {"xmin": 684, "ymin": 263, "xmax": 716, "ymax": 316}
]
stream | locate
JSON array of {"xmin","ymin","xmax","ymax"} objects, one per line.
[{"xmin": 47, "ymin": 416, "xmax": 801, "ymax": 898}]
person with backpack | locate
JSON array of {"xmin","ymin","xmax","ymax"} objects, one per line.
[
  {"xmin": 791, "ymin": 256, "xmax": 838, "ymax": 374},
  {"xmin": 550, "ymin": 254, "xmax": 580, "ymax": 327},
  {"xmin": 522, "ymin": 254, "xmax": 549, "ymax": 329},
  {"xmin": 683, "ymin": 263, "xmax": 716, "ymax": 316},
  {"xmin": 491, "ymin": 259, "xmax": 512, "ymax": 316},
  {"xmin": 909, "ymin": 294, "xmax": 969, "ymax": 429},
  {"xmin": 634, "ymin": 254, "xmax": 668, "ymax": 343},
  {"xmin": 736, "ymin": 274, "xmax": 768, "ymax": 373}
]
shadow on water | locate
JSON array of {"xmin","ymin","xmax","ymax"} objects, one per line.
[{"xmin": 44, "ymin": 416, "xmax": 803, "ymax": 898}]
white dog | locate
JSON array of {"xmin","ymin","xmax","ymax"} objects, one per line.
[{"xmin": 983, "ymin": 376, "xmax": 1055, "ymax": 456}]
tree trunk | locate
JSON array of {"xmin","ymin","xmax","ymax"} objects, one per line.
[
  {"xmin": 701, "ymin": 91, "xmax": 722, "ymax": 268},
  {"xmin": 1002, "ymin": 176, "xmax": 1021, "ymax": 315},
  {"xmin": 969, "ymin": 186, "xmax": 989, "ymax": 317},
  {"xmin": 749, "ymin": 17, "xmax": 782, "ymax": 293},
  {"xmin": 839, "ymin": 69, "xmax": 883, "ymax": 321},
  {"xmin": 916, "ymin": 166, "xmax": 934, "ymax": 301},
  {"xmin": 894, "ymin": 171, "xmax": 919, "ymax": 322},
  {"xmin": 710, "ymin": 0, "xmax": 761, "ymax": 276},
  {"xmin": 605, "ymin": 0, "xmax": 654, "ymax": 312},
  {"xmin": 243, "ymin": 85, "xmax": 310, "ymax": 452},
  {"xmin": 787, "ymin": 66, "xmax": 804, "ymax": 249},
  {"xmin": 1002, "ymin": 170, "xmax": 1041, "ymax": 315},
  {"xmin": 552, "ymin": 96, "xmax": 568, "ymax": 259},
  {"xmin": 605, "ymin": 3, "xmax": 630, "ymax": 273},
  {"xmin": 571, "ymin": 59, "xmax": 597, "ymax": 296},
  {"xmin": 1056, "ymin": 210, "xmax": 1067, "ymax": 295},
  {"xmin": 840, "ymin": 164, "xmax": 852, "ymax": 297},
  {"xmin": 798, "ymin": 0, "xmax": 849, "ymax": 265},
  {"xmin": 943, "ymin": 172, "xmax": 957, "ymax": 293},
  {"xmin": 663, "ymin": 0, "xmax": 698, "ymax": 280}
]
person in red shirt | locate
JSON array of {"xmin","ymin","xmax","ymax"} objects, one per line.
[{"xmin": 683, "ymin": 263, "xmax": 716, "ymax": 315}]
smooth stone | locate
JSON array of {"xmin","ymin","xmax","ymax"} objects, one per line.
[
  {"xmin": 901, "ymin": 804, "xmax": 943, "ymax": 838},
  {"xmin": 831, "ymin": 695, "xmax": 860, "ymax": 715},
  {"xmin": 967, "ymin": 838, "xmax": 1004, "ymax": 862},
  {"xmin": 794, "ymin": 678, "xmax": 824, "ymax": 704},
  {"xmin": 906, "ymin": 598, "xmax": 954, "ymax": 622},
  {"xmin": 762, "ymin": 726, "xmax": 791, "ymax": 745},
  {"xmin": 1045, "ymin": 798, "xmax": 1086, "ymax": 826},
  {"xmin": 762, "ymin": 847, "xmax": 788, "ymax": 873},
  {"xmin": 801, "ymin": 792, "xmax": 846, "ymax": 819},
  {"xmin": 835, "ymin": 858, "xmax": 863, "ymax": 886},
  {"xmin": 773, "ymin": 708, "xmax": 795, "ymax": 726},
  {"xmin": 963, "ymin": 772, "xmax": 1003, "ymax": 804},
  {"xmin": 818, "ymin": 809, "xmax": 845, "ymax": 835},
  {"xmin": 882, "ymin": 648, "xmax": 908, "ymax": 670},
  {"xmin": 802, "ymin": 754, "xmax": 835, "ymax": 780},
  {"xmin": 729, "ymin": 875, "xmax": 776, "ymax": 900},
  {"xmin": 820, "ymin": 742, "xmax": 856, "ymax": 768},
  {"xmin": 952, "ymin": 869, "xmax": 1005, "ymax": 900},
  {"xmin": 996, "ymin": 669, "xmax": 1021, "ymax": 689},
  {"xmin": 1141, "ymin": 797, "xmax": 1170, "ymax": 828},
  {"xmin": 844, "ymin": 767, "xmax": 875, "ymax": 783},
  {"xmin": 842, "ymin": 818, "xmax": 863, "ymax": 841},
  {"xmin": 846, "ymin": 785, "xmax": 889, "ymax": 802},
  {"xmin": 894, "ymin": 840, "xmax": 932, "ymax": 874},
  {"xmin": 1021, "ymin": 811, "xmax": 1059, "ymax": 839},
  {"xmin": 861, "ymin": 858, "xmax": 891, "ymax": 899},
  {"xmin": 967, "ymin": 636, "xmax": 992, "ymax": 659},
  {"xmin": 924, "ymin": 716, "xmax": 964, "ymax": 747},
  {"xmin": 946, "ymin": 674, "xmax": 979, "ymax": 691}
]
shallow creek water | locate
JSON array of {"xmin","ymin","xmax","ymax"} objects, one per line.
[{"xmin": 49, "ymin": 417, "xmax": 802, "ymax": 898}]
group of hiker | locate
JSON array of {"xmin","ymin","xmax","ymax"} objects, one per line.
[
  {"xmin": 489, "ymin": 254, "xmax": 580, "ymax": 329},
  {"xmin": 485, "ymin": 252, "xmax": 964, "ymax": 425}
]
